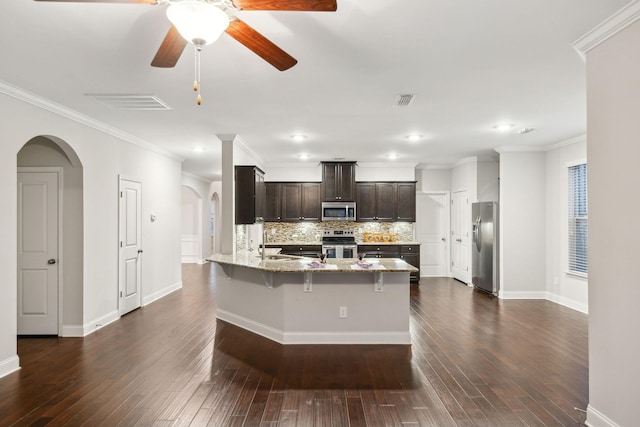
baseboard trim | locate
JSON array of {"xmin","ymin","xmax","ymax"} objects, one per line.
[
  {"xmin": 586, "ymin": 404, "xmax": 621, "ymax": 427},
  {"xmin": 82, "ymin": 310, "xmax": 120, "ymax": 337},
  {"xmin": 217, "ymin": 310, "xmax": 411, "ymax": 345},
  {"xmin": 0, "ymin": 355, "xmax": 21, "ymax": 379},
  {"xmin": 499, "ymin": 291, "xmax": 547, "ymax": 299},
  {"xmin": 143, "ymin": 281, "xmax": 182, "ymax": 306},
  {"xmin": 546, "ymin": 292, "xmax": 589, "ymax": 314},
  {"xmin": 61, "ymin": 324, "xmax": 86, "ymax": 337}
]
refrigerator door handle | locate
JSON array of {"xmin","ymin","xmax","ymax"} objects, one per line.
[{"xmin": 473, "ymin": 216, "xmax": 482, "ymax": 251}]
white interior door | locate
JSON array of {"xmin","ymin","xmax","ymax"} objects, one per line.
[
  {"xmin": 17, "ymin": 170, "xmax": 60, "ymax": 335},
  {"xmin": 119, "ymin": 178, "xmax": 142, "ymax": 316},
  {"xmin": 416, "ymin": 192, "xmax": 449, "ymax": 276},
  {"xmin": 451, "ymin": 190, "xmax": 470, "ymax": 283}
]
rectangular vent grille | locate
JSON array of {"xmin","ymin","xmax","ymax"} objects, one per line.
[
  {"xmin": 393, "ymin": 94, "xmax": 415, "ymax": 107},
  {"xmin": 87, "ymin": 94, "xmax": 171, "ymax": 111}
]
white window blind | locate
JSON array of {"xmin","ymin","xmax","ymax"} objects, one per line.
[{"xmin": 568, "ymin": 163, "xmax": 588, "ymax": 275}]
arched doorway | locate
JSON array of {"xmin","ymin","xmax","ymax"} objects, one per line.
[{"xmin": 17, "ymin": 136, "xmax": 83, "ymax": 336}]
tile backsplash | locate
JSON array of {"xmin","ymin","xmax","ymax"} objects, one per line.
[
  {"xmin": 264, "ymin": 221, "xmax": 414, "ymax": 244},
  {"xmin": 236, "ymin": 222, "xmax": 414, "ymax": 252}
]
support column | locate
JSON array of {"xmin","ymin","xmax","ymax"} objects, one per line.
[{"xmin": 219, "ymin": 135, "xmax": 236, "ymax": 254}]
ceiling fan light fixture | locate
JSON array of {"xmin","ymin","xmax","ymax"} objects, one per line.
[{"xmin": 166, "ymin": 1, "xmax": 230, "ymax": 47}]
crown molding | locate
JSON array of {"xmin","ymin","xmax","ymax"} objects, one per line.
[
  {"xmin": 181, "ymin": 171, "xmax": 212, "ymax": 185},
  {"xmin": 544, "ymin": 134, "xmax": 586, "ymax": 151},
  {"xmin": 452, "ymin": 156, "xmax": 477, "ymax": 168},
  {"xmin": 357, "ymin": 162, "xmax": 418, "ymax": 169},
  {"xmin": 495, "ymin": 134, "xmax": 586, "ymax": 154},
  {"xmin": 416, "ymin": 163, "xmax": 452, "ymax": 170},
  {"xmin": 572, "ymin": 0, "xmax": 640, "ymax": 60},
  {"xmin": 494, "ymin": 145, "xmax": 547, "ymax": 154},
  {"xmin": 0, "ymin": 79, "xmax": 183, "ymax": 162}
]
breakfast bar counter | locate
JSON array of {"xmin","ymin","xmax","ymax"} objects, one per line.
[{"xmin": 207, "ymin": 253, "xmax": 416, "ymax": 345}]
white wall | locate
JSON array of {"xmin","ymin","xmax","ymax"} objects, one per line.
[
  {"xmin": 545, "ymin": 140, "xmax": 588, "ymax": 313},
  {"xmin": 264, "ymin": 163, "xmax": 322, "ymax": 182},
  {"xmin": 416, "ymin": 167, "xmax": 451, "ymax": 192},
  {"xmin": 477, "ymin": 161, "xmax": 499, "ymax": 202},
  {"xmin": 585, "ymin": 16, "xmax": 640, "ymax": 427},
  {"xmin": 355, "ymin": 163, "xmax": 416, "ymax": 181},
  {"xmin": 451, "ymin": 157, "xmax": 478, "ymax": 202},
  {"xmin": 0, "ymin": 85, "xmax": 183, "ymax": 377},
  {"xmin": 499, "ymin": 151, "xmax": 546, "ymax": 298},
  {"xmin": 265, "ymin": 162, "xmax": 416, "ymax": 182}
]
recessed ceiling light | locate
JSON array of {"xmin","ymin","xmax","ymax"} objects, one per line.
[
  {"xmin": 493, "ymin": 123, "xmax": 515, "ymax": 132},
  {"xmin": 298, "ymin": 153, "xmax": 310, "ymax": 160},
  {"xmin": 405, "ymin": 134, "xmax": 424, "ymax": 142},
  {"xmin": 192, "ymin": 146, "xmax": 206, "ymax": 152},
  {"xmin": 387, "ymin": 153, "xmax": 399, "ymax": 160},
  {"xmin": 517, "ymin": 127, "xmax": 535, "ymax": 135},
  {"xmin": 291, "ymin": 134, "xmax": 307, "ymax": 142}
]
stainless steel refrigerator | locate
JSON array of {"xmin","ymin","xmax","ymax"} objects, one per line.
[{"xmin": 472, "ymin": 201, "xmax": 499, "ymax": 295}]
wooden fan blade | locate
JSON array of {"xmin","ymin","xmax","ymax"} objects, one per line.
[
  {"xmin": 151, "ymin": 26, "xmax": 188, "ymax": 68},
  {"xmin": 34, "ymin": 0, "xmax": 157, "ymax": 3},
  {"xmin": 226, "ymin": 19, "xmax": 297, "ymax": 71},
  {"xmin": 231, "ymin": 0, "xmax": 336, "ymax": 12}
]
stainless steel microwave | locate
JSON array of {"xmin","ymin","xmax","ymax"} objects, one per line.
[{"xmin": 321, "ymin": 202, "xmax": 356, "ymax": 221}]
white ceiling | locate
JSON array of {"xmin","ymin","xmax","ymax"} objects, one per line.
[{"xmin": 0, "ymin": 0, "xmax": 630, "ymax": 180}]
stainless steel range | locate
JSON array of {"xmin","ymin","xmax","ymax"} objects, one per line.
[{"xmin": 322, "ymin": 230, "xmax": 357, "ymax": 259}]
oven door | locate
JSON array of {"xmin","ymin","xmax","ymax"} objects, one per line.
[
  {"xmin": 341, "ymin": 245, "xmax": 357, "ymax": 259},
  {"xmin": 323, "ymin": 245, "xmax": 338, "ymax": 259}
]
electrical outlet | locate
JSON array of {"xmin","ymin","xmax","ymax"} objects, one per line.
[{"xmin": 339, "ymin": 306, "xmax": 347, "ymax": 318}]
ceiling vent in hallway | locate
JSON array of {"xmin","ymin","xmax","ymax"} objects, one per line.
[
  {"xmin": 87, "ymin": 94, "xmax": 171, "ymax": 111},
  {"xmin": 393, "ymin": 94, "xmax": 415, "ymax": 107}
]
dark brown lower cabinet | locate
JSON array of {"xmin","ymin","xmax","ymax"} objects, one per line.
[
  {"xmin": 266, "ymin": 244, "xmax": 322, "ymax": 258},
  {"xmin": 357, "ymin": 244, "xmax": 420, "ymax": 282}
]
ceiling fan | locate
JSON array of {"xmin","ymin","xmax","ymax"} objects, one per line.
[{"xmin": 35, "ymin": 0, "xmax": 337, "ymax": 103}]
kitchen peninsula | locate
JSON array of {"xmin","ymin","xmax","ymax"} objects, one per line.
[{"xmin": 208, "ymin": 253, "xmax": 417, "ymax": 345}]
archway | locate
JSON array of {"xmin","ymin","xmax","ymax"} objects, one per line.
[{"xmin": 17, "ymin": 136, "xmax": 84, "ymax": 336}]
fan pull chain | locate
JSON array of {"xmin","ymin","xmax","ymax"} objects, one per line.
[{"xmin": 194, "ymin": 46, "xmax": 202, "ymax": 105}]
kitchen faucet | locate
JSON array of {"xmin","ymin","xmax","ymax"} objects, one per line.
[{"xmin": 261, "ymin": 227, "xmax": 267, "ymax": 261}]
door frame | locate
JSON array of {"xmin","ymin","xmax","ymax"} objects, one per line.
[
  {"xmin": 118, "ymin": 175, "xmax": 143, "ymax": 316},
  {"xmin": 17, "ymin": 166, "xmax": 64, "ymax": 335},
  {"xmin": 416, "ymin": 191, "xmax": 451, "ymax": 277}
]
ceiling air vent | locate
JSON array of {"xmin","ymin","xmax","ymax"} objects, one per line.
[
  {"xmin": 393, "ymin": 94, "xmax": 415, "ymax": 107},
  {"xmin": 87, "ymin": 94, "xmax": 171, "ymax": 111}
]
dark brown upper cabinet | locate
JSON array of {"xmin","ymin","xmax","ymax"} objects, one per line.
[
  {"xmin": 321, "ymin": 162, "xmax": 356, "ymax": 202},
  {"xmin": 235, "ymin": 166, "xmax": 265, "ymax": 224},
  {"xmin": 396, "ymin": 182, "xmax": 416, "ymax": 222},
  {"xmin": 264, "ymin": 182, "xmax": 282, "ymax": 222},
  {"xmin": 280, "ymin": 182, "xmax": 321, "ymax": 222},
  {"xmin": 356, "ymin": 181, "xmax": 416, "ymax": 222}
]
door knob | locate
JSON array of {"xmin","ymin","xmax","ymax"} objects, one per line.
[
  {"xmin": 138, "ymin": 249, "xmax": 143, "ymax": 254},
  {"xmin": 47, "ymin": 259, "xmax": 56, "ymax": 265}
]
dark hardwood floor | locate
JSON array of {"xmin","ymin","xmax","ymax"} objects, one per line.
[{"xmin": 0, "ymin": 264, "xmax": 588, "ymax": 426}]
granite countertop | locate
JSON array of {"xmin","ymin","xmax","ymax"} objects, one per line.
[{"xmin": 207, "ymin": 252, "xmax": 418, "ymax": 273}]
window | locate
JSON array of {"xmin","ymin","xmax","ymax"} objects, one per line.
[{"xmin": 568, "ymin": 163, "xmax": 588, "ymax": 275}]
